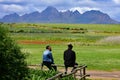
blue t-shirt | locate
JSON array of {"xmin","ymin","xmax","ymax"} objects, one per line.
[{"xmin": 43, "ymin": 50, "xmax": 54, "ymax": 63}]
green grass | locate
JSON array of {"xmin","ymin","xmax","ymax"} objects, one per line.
[
  {"xmin": 10, "ymin": 33, "xmax": 106, "ymax": 43},
  {"xmin": 20, "ymin": 44, "xmax": 120, "ymax": 71},
  {"xmin": 1, "ymin": 23, "xmax": 120, "ymax": 71},
  {"xmin": 2, "ymin": 23, "xmax": 120, "ymax": 33},
  {"xmin": 7, "ymin": 23, "xmax": 120, "ymax": 44}
]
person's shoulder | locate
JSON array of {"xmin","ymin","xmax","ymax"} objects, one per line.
[
  {"xmin": 72, "ymin": 50, "xmax": 75, "ymax": 53},
  {"xmin": 64, "ymin": 49, "xmax": 68, "ymax": 53},
  {"xmin": 64, "ymin": 49, "xmax": 68, "ymax": 51},
  {"xmin": 44, "ymin": 50, "xmax": 50, "ymax": 54},
  {"xmin": 44, "ymin": 50, "xmax": 48, "ymax": 52}
]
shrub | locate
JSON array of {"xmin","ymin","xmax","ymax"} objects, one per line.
[
  {"xmin": 0, "ymin": 25, "xmax": 29, "ymax": 80},
  {"xmin": 29, "ymin": 69, "xmax": 58, "ymax": 80},
  {"xmin": 29, "ymin": 69, "xmax": 76, "ymax": 80}
]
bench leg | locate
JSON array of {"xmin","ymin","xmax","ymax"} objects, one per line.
[{"xmin": 41, "ymin": 63, "xmax": 44, "ymax": 70}]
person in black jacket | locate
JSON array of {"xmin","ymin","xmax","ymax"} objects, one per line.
[{"xmin": 63, "ymin": 44, "xmax": 77, "ymax": 74}]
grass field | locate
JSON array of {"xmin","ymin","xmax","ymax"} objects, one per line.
[
  {"xmin": 20, "ymin": 44, "xmax": 120, "ymax": 71},
  {"xmin": 1, "ymin": 23, "xmax": 120, "ymax": 71}
]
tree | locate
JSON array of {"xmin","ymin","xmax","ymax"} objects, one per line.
[{"xmin": 0, "ymin": 25, "xmax": 29, "ymax": 80}]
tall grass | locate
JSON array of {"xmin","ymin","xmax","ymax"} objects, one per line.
[
  {"xmin": 29, "ymin": 69, "xmax": 58, "ymax": 80},
  {"xmin": 29, "ymin": 69, "xmax": 76, "ymax": 80}
]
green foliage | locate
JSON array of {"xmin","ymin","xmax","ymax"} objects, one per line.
[
  {"xmin": 29, "ymin": 69, "xmax": 76, "ymax": 80},
  {"xmin": 29, "ymin": 69, "xmax": 58, "ymax": 80},
  {"xmin": 0, "ymin": 26, "xmax": 29, "ymax": 80}
]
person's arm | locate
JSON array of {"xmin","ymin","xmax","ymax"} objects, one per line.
[
  {"xmin": 63, "ymin": 52, "xmax": 65, "ymax": 60},
  {"xmin": 49, "ymin": 52, "xmax": 54, "ymax": 64},
  {"xmin": 73, "ymin": 51, "xmax": 76, "ymax": 63},
  {"xmin": 64, "ymin": 51, "xmax": 66, "ymax": 61},
  {"xmin": 74, "ymin": 51, "xmax": 76, "ymax": 62}
]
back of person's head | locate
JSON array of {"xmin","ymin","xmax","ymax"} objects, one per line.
[{"xmin": 68, "ymin": 44, "xmax": 73, "ymax": 49}]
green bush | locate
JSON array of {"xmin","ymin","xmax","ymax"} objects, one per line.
[
  {"xmin": 29, "ymin": 69, "xmax": 58, "ymax": 80},
  {"xmin": 29, "ymin": 69, "xmax": 76, "ymax": 80},
  {"xmin": 0, "ymin": 25, "xmax": 29, "ymax": 80}
]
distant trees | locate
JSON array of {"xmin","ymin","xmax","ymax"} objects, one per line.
[{"xmin": 0, "ymin": 25, "xmax": 29, "ymax": 80}]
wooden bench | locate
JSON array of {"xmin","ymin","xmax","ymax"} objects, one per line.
[
  {"xmin": 28, "ymin": 64, "xmax": 90, "ymax": 79},
  {"xmin": 46, "ymin": 73, "xmax": 63, "ymax": 80},
  {"xmin": 46, "ymin": 65, "xmax": 90, "ymax": 80}
]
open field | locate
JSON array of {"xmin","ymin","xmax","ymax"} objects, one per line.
[
  {"xmin": 21, "ymin": 44, "xmax": 120, "ymax": 71},
  {"xmin": 1, "ymin": 23, "xmax": 120, "ymax": 71}
]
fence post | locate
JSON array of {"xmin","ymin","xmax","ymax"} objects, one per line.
[
  {"xmin": 83, "ymin": 66, "xmax": 86, "ymax": 80},
  {"xmin": 79, "ymin": 68, "xmax": 82, "ymax": 77},
  {"xmin": 41, "ymin": 63, "xmax": 44, "ymax": 70}
]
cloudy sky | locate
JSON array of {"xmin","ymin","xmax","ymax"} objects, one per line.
[{"xmin": 0, "ymin": 0, "xmax": 120, "ymax": 21}]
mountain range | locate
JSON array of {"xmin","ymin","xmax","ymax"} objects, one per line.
[{"xmin": 0, "ymin": 6, "xmax": 119, "ymax": 24}]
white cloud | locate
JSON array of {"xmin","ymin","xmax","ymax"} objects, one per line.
[
  {"xmin": 3, "ymin": 4, "xmax": 24, "ymax": 12},
  {"xmin": 77, "ymin": 0, "xmax": 97, "ymax": 5},
  {"xmin": 0, "ymin": 0, "xmax": 3, "ymax": 2},
  {"xmin": 113, "ymin": 0, "xmax": 120, "ymax": 4},
  {"xmin": 40, "ymin": 0, "xmax": 60, "ymax": 4},
  {"xmin": 70, "ymin": 7, "xmax": 99, "ymax": 14},
  {"xmin": 103, "ymin": 7, "xmax": 120, "ymax": 21},
  {"xmin": 0, "ymin": 0, "xmax": 24, "ymax": 2},
  {"xmin": 34, "ymin": 0, "xmax": 66, "ymax": 5}
]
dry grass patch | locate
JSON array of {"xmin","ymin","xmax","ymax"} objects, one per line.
[{"xmin": 99, "ymin": 36, "xmax": 120, "ymax": 44}]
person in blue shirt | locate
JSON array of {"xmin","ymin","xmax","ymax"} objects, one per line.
[{"xmin": 42, "ymin": 45, "xmax": 57, "ymax": 71}]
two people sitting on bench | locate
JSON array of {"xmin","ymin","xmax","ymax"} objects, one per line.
[
  {"xmin": 42, "ymin": 44, "xmax": 77, "ymax": 73},
  {"xmin": 64, "ymin": 44, "xmax": 78, "ymax": 74},
  {"xmin": 42, "ymin": 45, "xmax": 57, "ymax": 71}
]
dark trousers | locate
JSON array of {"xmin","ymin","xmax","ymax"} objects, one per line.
[
  {"xmin": 42, "ymin": 61, "xmax": 57, "ymax": 71},
  {"xmin": 65, "ymin": 63, "xmax": 78, "ymax": 74}
]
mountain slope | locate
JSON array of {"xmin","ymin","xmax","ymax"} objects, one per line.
[{"xmin": 0, "ymin": 6, "xmax": 119, "ymax": 24}]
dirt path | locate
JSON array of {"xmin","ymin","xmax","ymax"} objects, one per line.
[
  {"xmin": 87, "ymin": 70, "xmax": 120, "ymax": 80},
  {"xmin": 58, "ymin": 68, "xmax": 120, "ymax": 80}
]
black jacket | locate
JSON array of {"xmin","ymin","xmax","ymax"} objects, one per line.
[{"xmin": 64, "ymin": 49, "xmax": 76, "ymax": 67}]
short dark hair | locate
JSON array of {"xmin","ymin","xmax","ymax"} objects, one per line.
[
  {"xmin": 68, "ymin": 44, "xmax": 73, "ymax": 48},
  {"xmin": 46, "ymin": 45, "xmax": 50, "ymax": 49}
]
